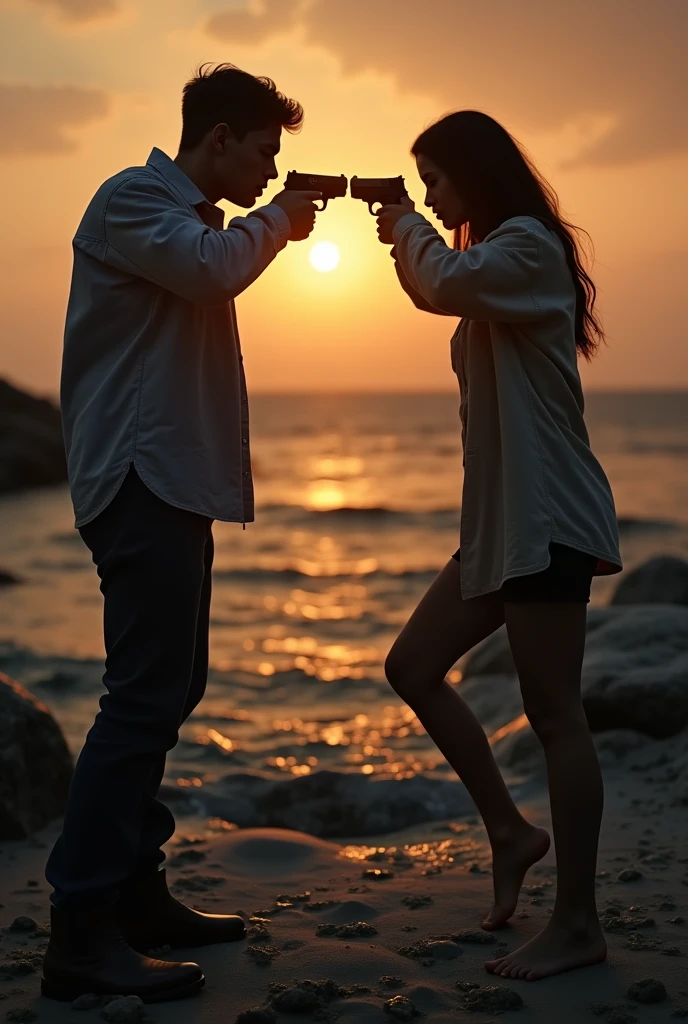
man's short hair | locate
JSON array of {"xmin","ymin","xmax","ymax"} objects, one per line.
[{"xmin": 180, "ymin": 63, "xmax": 304, "ymax": 149}]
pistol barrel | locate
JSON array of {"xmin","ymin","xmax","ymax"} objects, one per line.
[
  {"xmin": 350, "ymin": 175, "xmax": 408, "ymax": 213},
  {"xmin": 284, "ymin": 171, "xmax": 348, "ymax": 210}
]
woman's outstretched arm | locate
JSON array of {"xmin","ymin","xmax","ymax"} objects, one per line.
[
  {"xmin": 391, "ymin": 247, "xmax": 454, "ymax": 316},
  {"xmin": 392, "ymin": 214, "xmax": 545, "ymax": 322}
]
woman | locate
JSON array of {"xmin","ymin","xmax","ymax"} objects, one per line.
[{"xmin": 376, "ymin": 110, "xmax": 622, "ymax": 982}]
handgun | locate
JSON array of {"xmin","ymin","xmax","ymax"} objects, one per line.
[
  {"xmin": 350, "ymin": 175, "xmax": 408, "ymax": 214},
  {"xmin": 284, "ymin": 171, "xmax": 348, "ymax": 211}
]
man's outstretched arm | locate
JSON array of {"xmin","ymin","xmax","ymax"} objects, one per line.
[{"xmin": 102, "ymin": 177, "xmax": 291, "ymax": 306}]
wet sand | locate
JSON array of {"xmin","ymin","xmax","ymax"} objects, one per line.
[{"xmin": 1, "ymin": 763, "xmax": 686, "ymax": 1024}]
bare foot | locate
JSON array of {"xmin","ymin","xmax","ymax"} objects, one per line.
[
  {"xmin": 482, "ymin": 825, "xmax": 550, "ymax": 931},
  {"xmin": 484, "ymin": 919, "xmax": 607, "ymax": 981}
]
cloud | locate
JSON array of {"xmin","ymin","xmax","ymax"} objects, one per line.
[
  {"xmin": 0, "ymin": 83, "xmax": 110, "ymax": 156},
  {"xmin": 26, "ymin": 0, "xmax": 119, "ymax": 23},
  {"xmin": 207, "ymin": 0, "xmax": 687, "ymax": 166}
]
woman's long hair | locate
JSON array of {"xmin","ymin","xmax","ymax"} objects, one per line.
[{"xmin": 412, "ymin": 111, "xmax": 603, "ymax": 359}]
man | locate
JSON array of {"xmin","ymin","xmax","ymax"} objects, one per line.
[{"xmin": 42, "ymin": 63, "xmax": 320, "ymax": 1004}]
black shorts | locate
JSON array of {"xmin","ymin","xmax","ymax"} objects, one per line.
[{"xmin": 452, "ymin": 543, "xmax": 598, "ymax": 603}]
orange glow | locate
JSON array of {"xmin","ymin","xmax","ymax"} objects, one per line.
[{"xmin": 0, "ymin": 3, "xmax": 684, "ymax": 394}]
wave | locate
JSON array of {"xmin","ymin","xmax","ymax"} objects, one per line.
[
  {"xmin": 258, "ymin": 504, "xmax": 460, "ymax": 523},
  {"xmin": 212, "ymin": 566, "xmax": 439, "ymax": 583}
]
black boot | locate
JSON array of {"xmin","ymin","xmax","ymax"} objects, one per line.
[
  {"xmin": 118, "ymin": 868, "xmax": 246, "ymax": 952},
  {"xmin": 41, "ymin": 902, "xmax": 204, "ymax": 1003}
]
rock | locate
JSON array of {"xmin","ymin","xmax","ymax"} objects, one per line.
[
  {"xmin": 269, "ymin": 979, "xmax": 348, "ymax": 1013},
  {"xmin": 8, "ymin": 917, "xmax": 37, "ymax": 933},
  {"xmin": 0, "ymin": 673, "xmax": 73, "ymax": 839},
  {"xmin": 607, "ymin": 1011, "xmax": 637, "ymax": 1024},
  {"xmin": 618, "ymin": 869, "xmax": 643, "ymax": 882},
  {"xmin": 463, "ymin": 605, "xmax": 688, "ymax": 739},
  {"xmin": 236, "ymin": 1009, "xmax": 277, "ymax": 1024},
  {"xmin": 581, "ymin": 605, "xmax": 688, "ymax": 738},
  {"xmin": 611, "ymin": 556, "xmax": 688, "ymax": 606},
  {"xmin": 379, "ymin": 976, "xmax": 405, "ymax": 989},
  {"xmin": 0, "ymin": 377, "xmax": 67, "ymax": 495},
  {"xmin": 198, "ymin": 768, "xmax": 472, "ymax": 838},
  {"xmin": 419, "ymin": 940, "xmax": 462, "ymax": 960},
  {"xmin": 458, "ymin": 983, "xmax": 524, "ymax": 1012},
  {"xmin": 462, "ymin": 609, "xmax": 610, "ymax": 680},
  {"xmin": 384, "ymin": 995, "xmax": 420, "ymax": 1020},
  {"xmin": 243, "ymin": 944, "xmax": 281, "ymax": 964},
  {"xmin": 401, "ymin": 895, "xmax": 433, "ymax": 909},
  {"xmin": 100, "ymin": 995, "xmax": 147, "ymax": 1021},
  {"xmin": 72, "ymin": 993, "xmax": 104, "ymax": 1010},
  {"xmin": 452, "ymin": 929, "xmax": 496, "ymax": 944},
  {"xmin": 627, "ymin": 978, "xmax": 667, "ymax": 1003},
  {"xmin": 316, "ymin": 921, "xmax": 377, "ymax": 938}
]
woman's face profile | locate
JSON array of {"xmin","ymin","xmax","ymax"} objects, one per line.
[{"xmin": 416, "ymin": 153, "xmax": 467, "ymax": 232}]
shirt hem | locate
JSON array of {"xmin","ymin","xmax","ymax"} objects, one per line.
[
  {"xmin": 134, "ymin": 461, "xmax": 254, "ymax": 523},
  {"xmin": 460, "ymin": 536, "xmax": 622, "ymax": 600},
  {"xmin": 73, "ymin": 460, "xmax": 255, "ymax": 528}
]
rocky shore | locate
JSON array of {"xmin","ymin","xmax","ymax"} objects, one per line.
[{"xmin": 0, "ymin": 377, "xmax": 66, "ymax": 496}]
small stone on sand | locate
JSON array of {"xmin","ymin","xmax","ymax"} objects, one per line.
[
  {"xmin": 8, "ymin": 918, "xmax": 36, "ymax": 933},
  {"xmin": 384, "ymin": 994, "xmax": 419, "ymax": 1019},
  {"xmin": 458, "ymin": 984, "xmax": 524, "ymax": 1012},
  {"xmin": 100, "ymin": 995, "xmax": 148, "ymax": 1022},
  {"xmin": 627, "ymin": 978, "xmax": 667, "ymax": 1003}
]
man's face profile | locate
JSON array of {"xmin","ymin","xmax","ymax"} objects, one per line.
[{"xmin": 214, "ymin": 122, "xmax": 282, "ymax": 208}]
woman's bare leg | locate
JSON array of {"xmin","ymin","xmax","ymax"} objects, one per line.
[
  {"xmin": 486, "ymin": 602, "xmax": 607, "ymax": 981},
  {"xmin": 385, "ymin": 560, "xmax": 550, "ymax": 930}
]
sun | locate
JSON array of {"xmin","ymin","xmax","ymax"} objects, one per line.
[{"xmin": 309, "ymin": 241, "xmax": 340, "ymax": 273}]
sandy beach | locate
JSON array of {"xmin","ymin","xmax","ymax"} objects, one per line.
[{"xmin": 1, "ymin": 752, "xmax": 686, "ymax": 1023}]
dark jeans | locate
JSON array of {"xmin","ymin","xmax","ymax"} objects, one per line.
[{"xmin": 46, "ymin": 468, "xmax": 214, "ymax": 906}]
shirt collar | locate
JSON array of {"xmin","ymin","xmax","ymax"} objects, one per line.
[{"xmin": 146, "ymin": 147, "xmax": 207, "ymax": 207}]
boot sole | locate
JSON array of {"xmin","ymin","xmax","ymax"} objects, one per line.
[{"xmin": 41, "ymin": 973, "xmax": 205, "ymax": 1003}]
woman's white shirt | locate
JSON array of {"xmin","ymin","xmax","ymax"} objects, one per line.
[{"xmin": 392, "ymin": 212, "xmax": 622, "ymax": 599}]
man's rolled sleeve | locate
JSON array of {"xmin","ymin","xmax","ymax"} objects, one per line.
[{"xmin": 104, "ymin": 179, "xmax": 288, "ymax": 306}]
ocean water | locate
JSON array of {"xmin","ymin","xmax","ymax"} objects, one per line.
[{"xmin": 1, "ymin": 392, "xmax": 687, "ymax": 831}]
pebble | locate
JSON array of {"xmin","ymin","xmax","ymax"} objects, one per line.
[
  {"xmin": 72, "ymin": 993, "xmax": 104, "ymax": 1010},
  {"xmin": 627, "ymin": 978, "xmax": 667, "ymax": 1003},
  {"xmin": 100, "ymin": 995, "xmax": 148, "ymax": 1022},
  {"xmin": 235, "ymin": 1009, "xmax": 277, "ymax": 1024},
  {"xmin": 618, "ymin": 869, "xmax": 643, "ymax": 883},
  {"xmin": 379, "ymin": 976, "xmax": 405, "ymax": 989},
  {"xmin": 7, "ymin": 918, "xmax": 37, "ymax": 934},
  {"xmin": 316, "ymin": 921, "xmax": 378, "ymax": 938},
  {"xmin": 452, "ymin": 929, "xmax": 496, "ymax": 944},
  {"xmin": 384, "ymin": 994, "xmax": 419, "ymax": 1020},
  {"xmin": 401, "ymin": 895, "xmax": 433, "ymax": 909},
  {"xmin": 457, "ymin": 983, "xmax": 524, "ymax": 1012},
  {"xmin": 243, "ymin": 944, "xmax": 281, "ymax": 964}
]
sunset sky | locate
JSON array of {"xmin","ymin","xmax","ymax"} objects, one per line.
[{"xmin": 0, "ymin": 0, "xmax": 686, "ymax": 396}]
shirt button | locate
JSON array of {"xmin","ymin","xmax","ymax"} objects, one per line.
[
  {"xmin": 243, "ymin": 470, "xmax": 250, "ymax": 477},
  {"xmin": 242, "ymin": 438, "xmax": 248, "ymax": 445}
]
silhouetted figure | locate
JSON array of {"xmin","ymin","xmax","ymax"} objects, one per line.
[
  {"xmin": 42, "ymin": 63, "xmax": 320, "ymax": 1004},
  {"xmin": 375, "ymin": 110, "xmax": 622, "ymax": 983}
]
